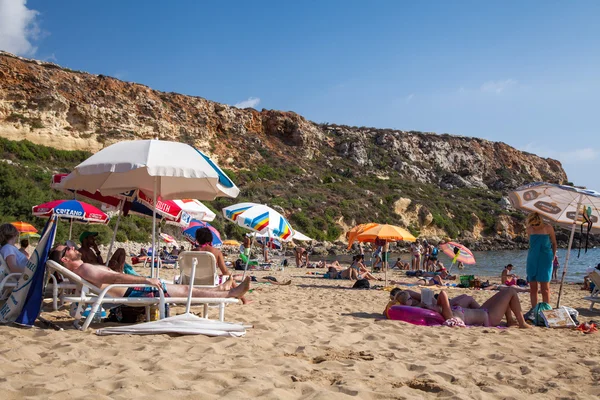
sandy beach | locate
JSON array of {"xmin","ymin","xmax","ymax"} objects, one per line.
[{"xmin": 1, "ymin": 263, "xmax": 599, "ymax": 400}]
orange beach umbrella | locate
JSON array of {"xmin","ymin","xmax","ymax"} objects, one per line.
[
  {"xmin": 346, "ymin": 223, "xmax": 379, "ymax": 249},
  {"xmin": 355, "ymin": 224, "xmax": 417, "ymax": 243},
  {"xmin": 356, "ymin": 224, "xmax": 417, "ymax": 287},
  {"xmin": 11, "ymin": 221, "xmax": 38, "ymax": 234}
]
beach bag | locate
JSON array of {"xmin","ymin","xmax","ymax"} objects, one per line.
[
  {"xmin": 525, "ymin": 302, "xmax": 552, "ymax": 326},
  {"xmin": 106, "ymin": 305, "xmax": 147, "ymax": 323},
  {"xmin": 234, "ymin": 259, "xmax": 245, "ymax": 270},
  {"xmin": 352, "ymin": 279, "xmax": 370, "ymax": 289},
  {"xmin": 516, "ymin": 278, "xmax": 528, "ymax": 287}
]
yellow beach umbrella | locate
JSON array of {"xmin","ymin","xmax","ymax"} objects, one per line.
[
  {"xmin": 223, "ymin": 239, "xmax": 241, "ymax": 246},
  {"xmin": 346, "ymin": 222, "xmax": 379, "ymax": 249}
]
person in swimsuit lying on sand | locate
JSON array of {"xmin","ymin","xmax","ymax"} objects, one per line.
[
  {"xmin": 390, "ymin": 288, "xmax": 530, "ymax": 328},
  {"xmin": 49, "ymin": 243, "xmax": 251, "ymax": 302}
]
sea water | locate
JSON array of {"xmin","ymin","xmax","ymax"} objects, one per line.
[{"xmin": 325, "ymin": 248, "xmax": 600, "ymax": 282}]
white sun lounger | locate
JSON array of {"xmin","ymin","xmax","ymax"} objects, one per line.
[
  {"xmin": 584, "ymin": 271, "xmax": 600, "ymax": 312},
  {"xmin": 46, "ymin": 260, "xmax": 239, "ymax": 330}
]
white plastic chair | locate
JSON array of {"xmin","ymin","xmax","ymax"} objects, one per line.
[{"xmin": 176, "ymin": 251, "xmax": 230, "ymax": 321}]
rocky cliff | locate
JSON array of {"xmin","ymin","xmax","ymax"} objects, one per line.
[{"xmin": 0, "ymin": 51, "xmax": 570, "ymax": 249}]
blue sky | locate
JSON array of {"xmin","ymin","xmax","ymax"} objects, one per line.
[{"xmin": 2, "ymin": 0, "xmax": 599, "ymax": 189}]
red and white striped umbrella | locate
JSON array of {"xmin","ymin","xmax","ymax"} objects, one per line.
[{"xmin": 52, "ymin": 173, "xmax": 214, "ymax": 224}]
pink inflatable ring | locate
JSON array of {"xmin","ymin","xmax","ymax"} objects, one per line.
[{"xmin": 386, "ymin": 305, "xmax": 445, "ymax": 326}]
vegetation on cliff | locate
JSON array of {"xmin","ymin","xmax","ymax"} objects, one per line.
[{"xmin": 0, "ymin": 137, "xmax": 521, "ymax": 245}]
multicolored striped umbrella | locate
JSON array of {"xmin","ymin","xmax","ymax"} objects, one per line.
[
  {"xmin": 182, "ymin": 220, "xmax": 222, "ymax": 247},
  {"xmin": 32, "ymin": 199, "xmax": 109, "ymax": 224},
  {"xmin": 11, "ymin": 221, "xmax": 38, "ymax": 234},
  {"xmin": 222, "ymin": 202, "xmax": 294, "ymax": 240}
]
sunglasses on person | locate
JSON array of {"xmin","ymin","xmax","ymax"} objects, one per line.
[{"xmin": 59, "ymin": 240, "xmax": 77, "ymax": 259}]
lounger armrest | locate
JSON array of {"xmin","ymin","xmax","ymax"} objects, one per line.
[{"xmin": 0, "ymin": 272, "xmax": 22, "ymax": 288}]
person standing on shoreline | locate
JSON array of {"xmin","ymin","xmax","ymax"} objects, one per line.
[
  {"xmin": 410, "ymin": 239, "xmax": 423, "ymax": 271},
  {"xmin": 525, "ymin": 212, "xmax": 557, "ymax": 307}
]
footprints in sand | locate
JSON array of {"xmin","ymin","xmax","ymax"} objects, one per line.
[{"xmin": 311, "ymin": 350, "xmax": 375, "ymax": 364}]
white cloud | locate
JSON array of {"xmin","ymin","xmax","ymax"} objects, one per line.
[
  {"xmin": 234, "ymin": 97, "xmax": 261, "ymax": 109},
  {"xmin": 480, "ymin": 79, "xmax": 517, "ymax": 94},
  {"xmin": 42, "ymin": 53, "xmax": 57, "ymax": 62},
  {"xmin": 522, "ymin": 142, "xmax": 599, "ymax": 164},
  {"xmin": 0, "ymin": 0, "xmax": 41, "ymax": 56}
]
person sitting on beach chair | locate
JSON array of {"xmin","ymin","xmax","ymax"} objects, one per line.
[
  {"xmin": 48, "ymin": 243, "xmax": 250, "ymax": 301},
  {"xmin": 79, "ymin": 231, "xmax": 127, "ymax": 273},
  {"xmin": 0, "ymin": 223, "xmax": 29, "ymax": 273},
  {"xmin": 391, "ymin": 288, "xmax": 529, "ymax": 328},
  {"xmin": 191, "ymin": 227, "xmax": 234, "ymax": 284}
]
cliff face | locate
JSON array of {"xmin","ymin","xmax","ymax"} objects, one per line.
[{"xmin": 0, "ymin": 51, "xmax": 569, "ymax": 246}]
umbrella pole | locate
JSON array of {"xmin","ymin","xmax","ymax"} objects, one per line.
[
  {"xmin": 383, "ymin": 242, "xmax": 389, "ymax": 287},
  {"xmin": 151, "ymin": 177, "xmax": 158, "ymax": 279},
  {"xmin": 556, "ymin": 194, "xmax": 583, "ymax": 308},
  {"xmin": 242, "ymin": 237, "xmax": 255, "ymax": 280},
  {"xmin": 68, "ymin": 218, "xmax": 73, "ymax": 240},
  {"xmin": 106, "ymin": 199, "xmax": 124, "ymax": 266}
]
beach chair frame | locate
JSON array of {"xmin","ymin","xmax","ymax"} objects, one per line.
[
  {"xmin": 46, "ymin": 260, "xmax": 239, "ymax": 330},
  {"xmin": 584, "ymin": 271, "xmax": 600, "ymax": 311}
]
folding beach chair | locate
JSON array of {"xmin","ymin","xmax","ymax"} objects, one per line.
[
  {"xmin": 46, "ymin": 260, "xmax": 239, "ymax": 330},
  {"xmin": 584, "ymin": 271, "xmax": 600, "ymax": 311}
]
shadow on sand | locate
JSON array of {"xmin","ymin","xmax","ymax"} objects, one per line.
[{"xmin": 341, "ymin": 312, "xmax": 387, "ymax": 320}]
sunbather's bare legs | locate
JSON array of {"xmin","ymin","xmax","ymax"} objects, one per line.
[
  {"xmin": 360, "ymin": 271, "xmax": 379, "ymax": 280},
  {"xmin": 165, "ymin": 276, "xmax": 251, "ymax": 299},
  {"xmin": 450, "ymin": 294, "xmax": 480, "ymax": 308},
  {"xmin": 437, "ymin": 289, "xmax": 530, "ymax": 328},
  {"xmin": 480, "ymin": 288, "xmax": 530, "ymax": 328}
]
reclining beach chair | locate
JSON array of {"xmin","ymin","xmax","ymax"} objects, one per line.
[
  {"xmin": 0, "ymin": 254, "xmax": 75, "ymax": 311},
  {"xmin": 584, "ymin": 271, "xmax": 600, "ymax": 311},
  {"xmin": 46, "ymin": 260, "xmax": 239, "ymax": 330}
]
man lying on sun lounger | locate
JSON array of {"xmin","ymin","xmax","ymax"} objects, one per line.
[{"xmin": 49, "ymin": 242, "xmax": 250, "ymax": 300}]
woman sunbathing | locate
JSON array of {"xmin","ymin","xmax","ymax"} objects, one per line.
[
  {"xmin": 391, "ymin": 288, "xmax": 530, "ymax": 328},
  {"xmin": 351, "ymin": 255, "xmax": 379, "ymax": 280}
]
